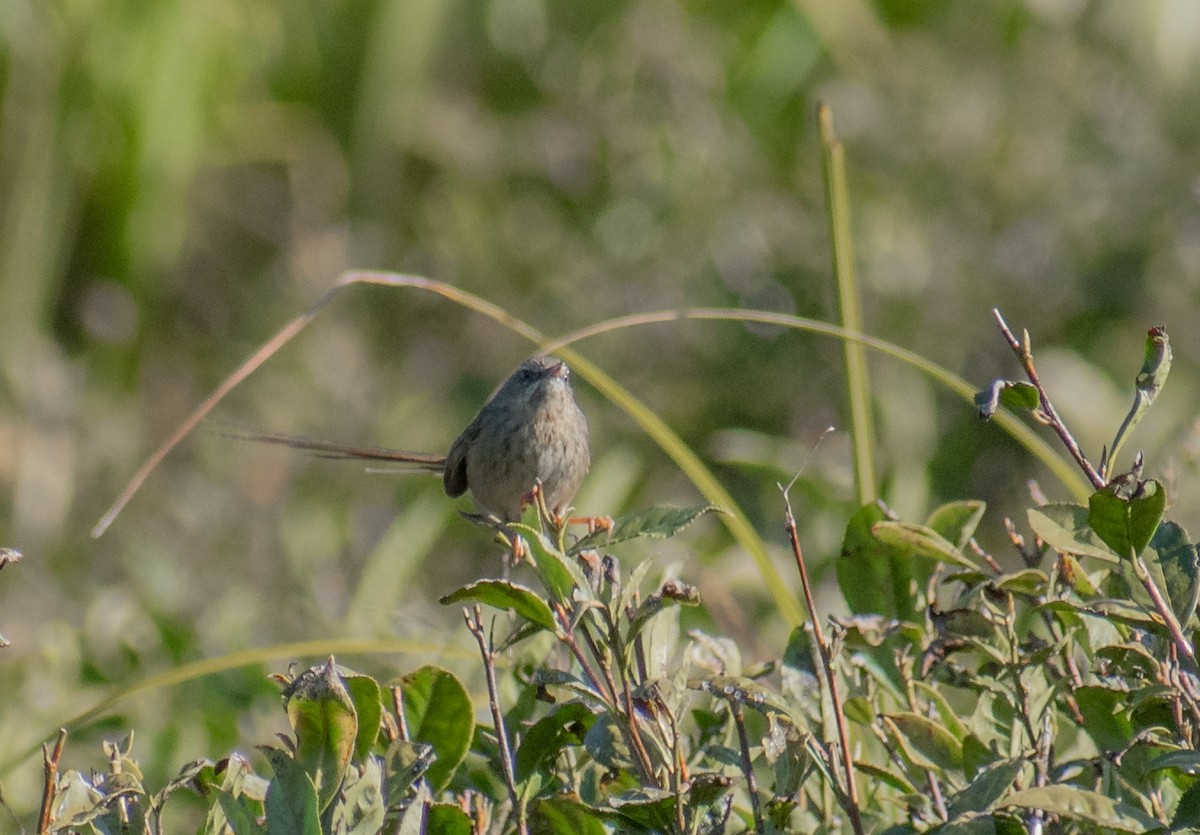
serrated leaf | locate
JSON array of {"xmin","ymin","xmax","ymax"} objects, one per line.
[
  {"xmin": 1146, "ymin": 520, "xmax": 1200, "ymax": 628},
  {"xmin": 1088, "ymin": 481, "xmax": 1165, "ymax": 558},
  {"xmin": 1027, "ymin": 504, "xmax": 1118, "ymax": 563},
  {"xmin": 440, "ymin": 580, "xmax": 556, "ymax": 631},
  {"xmin": 571, "ymin": 504, "xmax": 723, "ymax": 553},
  {"xmin": 926, "ymin": 501, "xmax": 987, "ymax": 550},
  {"xmin": 884, "ymin": 712, "xmax": 963, "ymax": 772},
  {"xmin": 1171, "ymin": 779, "xmax": 1200, "ymax": 831},
  {"xmin": 872, "ymin": 521, "xmax": 979, "ymax": 569},
  {"xmin": 1004, "ymin": 786, "xmax": 1159, "ymax": 832},
  {"xmin": 398, "ymin": 666, "xmax": 473, "ymax": 792},
  {"xmin": 260, "ymin": 748, "xmax": 321, "ymax": 835}
]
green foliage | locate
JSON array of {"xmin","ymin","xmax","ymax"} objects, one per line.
[
  {"xmin": 395, "ymin": 666, "xmax": 473, "ymax": 793},
  {"xmin": 25, "ymin": 320, "xmax": 1200, "ymax": 833}
]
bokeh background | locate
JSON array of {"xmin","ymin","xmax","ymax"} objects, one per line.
[{"xmin": 3, "ymin": 0, "xmax": 1200, "ymax": 815}]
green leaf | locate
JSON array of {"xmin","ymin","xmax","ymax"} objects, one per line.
[
  {"xmin": 215, "ymin": 791, "xmax": 264, "ymax": 835},
  {"xmin": 838, "ymin": 503, "xmax": 927, "ymax": 620},
  {"xmin": 884, "ymin": 712, "xmax": 963, "ymax": 772},
  {"xmin": 519, "ymin": 529, "xmax": 590, "ymax": 603},
  {"xmin": 341, "ymin": 759, "xmax": 386, "ymax": 835},
  {"xmin": 260, "ymin": 748, "xmax": 321, "ymax": 835},
  {"xmin": 1171, "ymin": 779, "xmax": 1200, "ymax": 831},
  {"xmin": 946, "ymin": 758, "xmax": 1024, "ymax": 817},
  {"xmin": 425, "ymin": 803, "xmax": 473, "ymax": 835},
  {"xmin": 571, "ymin": 504, "xmax": 723, "ymax": 553},
  {"xmin": 1056, "ymin": 552, "xmax": 1101, "ymax": 596},
  {"xmin": 1004, "ymin": 786, "xmax": 1160, "ymax": 832},
  {"xmin": 913, "ymin": 681, "xmax": 966, "ymax": 741},
  {"xmin": 515, "ymin": 702, "xmax": 595, "ymax": 783},
  {"xmin": 582, "ymin": 713, "xmax": 631, "ymax": 769},
  {"xmin": 872, "ymin": 521, "xmax": 979, "ymax": 569},
  {"xmin": 283, "ymin": 659, "xmax": 357, "ymax": 812},
  {"xmin": 608, "ymin": 788, "xmax": 679, "ymax": 831},
  {"xmin": 1088, "ymin": 480, "xmax": 1166, "ymax": 557},
  {"xmin": 343, "ymin": 674, "xmax": 382, "ymax": 764},
  {"xmin": 853, "ymin": 760, "xmax": 917, "ymax": 794},
  {"xmin": 1146, "ymin": 521, "xmax": 1200, "ymax": 628},
  {"xmin": 1027, "ymin": 503, "xmax": 1118, "ymax": 563},
  {"xmin": 1074, "ymin": 686, "xmax": 1134, "ymax": 751},
  {"xmin": 398, "ymin": 666, "xmax": 473, "ymax": 792},
  {"xmin": 926, "ymin": 501, "xmax": 987, "ymax": 550},
  {"xmin": 529, "ymin": 795, "xmax": 610, "ymax": 835},
  {"xmin": 975, "ymin": 380, "xmax": 1039, "ymax": 419},
  {"xmin": 394, "ymin": 783, "xmax": 431, "ymax": 835},
  {"xmin": 440, "ymin": 580, "xmax": 557, "ymax": 632},
  {"xmin": 1146, "ymin": 750, "xmax": 1200, "ymax": 776},
  {"xmin": 991, "ymin": 569, "xmax": 1049, "ymax": 596},
  {"xmin": 961, "ymin": 734, "xmax": 999, "ymax": 783},
  {"xmin": 381, "ymin": 739, "xmax": 435, "ymax": 808},
  {"xmin": 1094, "ymin": 643, "xmax": 1158, "ymax": 678}
]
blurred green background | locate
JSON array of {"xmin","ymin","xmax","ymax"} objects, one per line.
[{"xmin": 3, "ymin": 0, "xmax": 1200, "ymax": 814}]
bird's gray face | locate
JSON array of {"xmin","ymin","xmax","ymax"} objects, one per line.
[{"xmin": 503, "ymin": 357, "xmax": 570, "ymax": 407}]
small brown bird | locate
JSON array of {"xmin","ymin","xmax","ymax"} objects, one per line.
[{"xmin": 252, "ymin": 356, "xmax": 590, "ymax": 522}]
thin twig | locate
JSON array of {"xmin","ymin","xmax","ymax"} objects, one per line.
[
  {"xmin": 618, "ymin": 673, "xmax": 660, "ymax": 789},
  {"xmin": 392, "ymin": 685, "xmax": 410, "ymax": 742},
  {"xmin": 731, "ymin": 702, "xmax": 763, "ymax": 832},
  {"xmin": 37, "ymin": 729, "xmax": 67, "ymax": 835},
  {"xmin": 1131, "ymin": 556, "xmax": 1197, "ymax": 664},
  {"xmin": 576, "ymin": 617, "xmax": 621, "ymax": 706},
  {"xmin": 554, "ymin": 606, "xmax": 659, "ymax": 786},
  {"xmin": 556, "ymin": 606, "xmax": 617, "ymax": 706},
  {"xmin": 465, "ymin": 607, "xmax": 528, "ymax": 835},
  {"xmin": 661, "ymin": 697, "xmax": 687, "ymax": 834},
  {"xmin": 926, "ymin": 771, "xmax": 947, "ymax": 821},
  {"xmin": 992, "ymin": 309, "xmax": 1105, "ymax": 490},
  {"xmin": 781, "ymin": 487, "xmax": 866, "ymax": 835}
]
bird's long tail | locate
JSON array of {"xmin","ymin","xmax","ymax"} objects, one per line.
[{"xmin": 225, "ymin": 429, "xmax": 447, "ymax": 471}]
